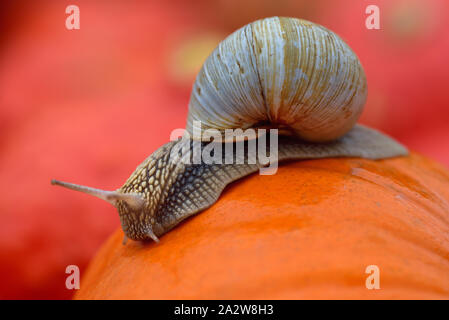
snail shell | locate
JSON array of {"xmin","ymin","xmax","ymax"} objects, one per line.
[
  {"xmin": 187, "ymin": 17, "xmax": 367, "ymax": 142},
  {"xmin": 51, "ymin": 17, "xmax": 407, "ymax": 243}
]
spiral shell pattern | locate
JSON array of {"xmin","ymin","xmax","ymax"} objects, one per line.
[{"xmin": 186, "ymin": 16, "xmax": 367, "ymax": 142}]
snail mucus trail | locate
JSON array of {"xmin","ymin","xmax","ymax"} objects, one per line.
[{"xmin": 51, "ymin": 17, "xmax": 408, "ymax": 244}]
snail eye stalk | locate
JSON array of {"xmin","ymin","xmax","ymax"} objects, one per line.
[{"xmin": 51, "ymin": 179, "xmax": 144, "ymax": 211}]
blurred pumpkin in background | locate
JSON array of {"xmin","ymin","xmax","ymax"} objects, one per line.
[{"xmin": 76, "ymin": 154, "xmax": 449, "ymax": 299}]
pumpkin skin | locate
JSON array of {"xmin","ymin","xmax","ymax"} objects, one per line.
[{"xmin": 75, "ymin": 154, "xmax": 449, "ymax": 299}]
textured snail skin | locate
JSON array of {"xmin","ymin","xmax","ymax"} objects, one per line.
[
  {"xmin": 52, "ymin": 17, "xmax": 408, "ymax": 243},
  {"xmin": 187, "ymin": 17, "xmax": 367, "ymax": 142},
  {"xmin": 117, "ymin": 125, "xmax": 407, "ymax": 241}
]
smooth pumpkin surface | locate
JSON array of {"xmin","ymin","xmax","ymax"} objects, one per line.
[{"xmin": 75, "ymin": 153, "xmax": 449, "ymax": 299}]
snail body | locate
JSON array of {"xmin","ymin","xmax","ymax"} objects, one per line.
[{"xmin": 52, "ymin": 17, "xmax": 407, "ymax": 243}]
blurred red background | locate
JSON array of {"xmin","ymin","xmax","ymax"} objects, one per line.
[{"xmin": 0, "ymin": 0, "xmax": 448, "ymax": 299}]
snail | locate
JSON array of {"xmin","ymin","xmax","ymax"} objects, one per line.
[{"xmin": 51, "ymin": 17, "xmax": 407, "ymax": 244}]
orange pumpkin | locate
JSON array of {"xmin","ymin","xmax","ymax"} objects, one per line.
[{"xmin": 75, "ymin": 153, "xmax": 449, "ymax": 299}]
